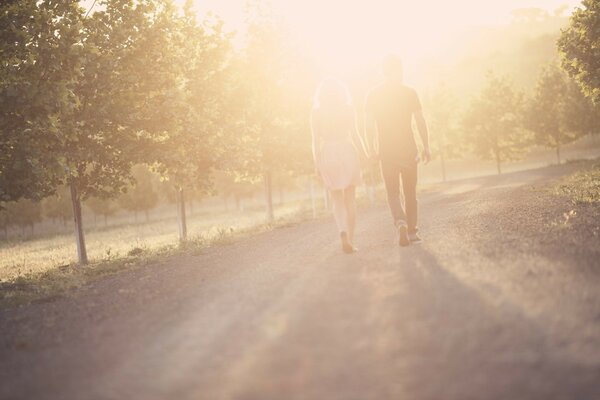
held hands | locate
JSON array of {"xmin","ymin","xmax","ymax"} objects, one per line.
[
  {"xmin": 421, "ymin": 148, "xmax": 431, "ymax": 164},
  {"xmin": 369, "ymin": 152, "xmax": 380, "ymax": 164}
]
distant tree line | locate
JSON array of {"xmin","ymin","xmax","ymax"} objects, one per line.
[
  {"xmin": 1, "ymin": 0, "xmax": 598, "ymax": 263},
  {"xmin": 0, "ymin": 0, "xmax": 313, "ymax": 263}
]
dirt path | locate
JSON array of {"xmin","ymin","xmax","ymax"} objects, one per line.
[{"xmin": 1, "ymin": 164, "xmax": 599, "ymax": 400}]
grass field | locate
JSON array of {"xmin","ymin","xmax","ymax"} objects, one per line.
[{"xmin": 0, "ymin": 201, "xmax": 316, "ymax": 284}]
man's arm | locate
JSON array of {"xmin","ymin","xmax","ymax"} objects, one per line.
[{"xmin": 414, "ymin": 109, "xmax": 431, "ymax": 164}]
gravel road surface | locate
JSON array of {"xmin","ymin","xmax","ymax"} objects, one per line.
[{"xmin": 1, "ymin": 164, "xmax": 599, "ymax": 400}]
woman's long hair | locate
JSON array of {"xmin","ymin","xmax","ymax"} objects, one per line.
[{"xmin": 313, "ymin": 78, "xmax": 351, "ymax": 111}]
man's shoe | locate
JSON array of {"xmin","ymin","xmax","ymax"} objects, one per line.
[
  {"xmin": 398, "ymin": 224, "xmax": 410, "ymax": 247},
  {"xmin": 408, "ymin": 232, "xmax": 422, "ymax": 243}
]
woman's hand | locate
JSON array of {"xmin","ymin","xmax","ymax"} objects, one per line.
[
  {"xmin": 313, "ymin": 155, "xmax": 321, "ymax": 176},
  {"xmin": 421, "ymin": 148, "xmax": 432, "ymax": 164}
]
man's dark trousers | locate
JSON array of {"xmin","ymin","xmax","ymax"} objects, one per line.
[{"xmin": 381, "ymin": 159, "xmax": 418, "ymax": 234}]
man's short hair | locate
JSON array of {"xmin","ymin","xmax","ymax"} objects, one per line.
[{"xmin": 382, "ymin": 55, "xmax": 403, "ymax": 80}]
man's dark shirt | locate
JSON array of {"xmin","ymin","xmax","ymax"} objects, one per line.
[{"xmin": 365, "ymin": 82, "xmax": 421, "ymax": 165}]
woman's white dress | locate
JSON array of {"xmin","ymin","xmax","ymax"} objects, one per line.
[{"xmin": 313, "ymin": 106, "xmax": 361, "ymax": 190}]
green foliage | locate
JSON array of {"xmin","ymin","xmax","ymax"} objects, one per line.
[
  {"xmin": 0, "ymin": 0, "xmax": 84, "ymax": 202},
  {"xmin": 60, "ymin": 0, "xmax": 173, "ymax": 201},
  {"xmin": 5, "ymin": 199, "xmax": 42, "ymax": 233},
  {"xmin": 84, "ymin": 196, "xmax": 117, "ymax": 224},
  {"xmin": 524, "ymin": 64, "xmax": 596, "ymax": 162},
  {"xmin": 213, "ymin": 170, "xmax": 258, "ymax": 208},
  {"xmin": 236, "ymin": 4, "xmax": 314, "ymax": 179},
  {"xmin": 148, "ymin": 1, "xmax": 234, "ymax": 194},
  {"xmin": 117, "ymin": 165, "xmax": 159, "ymax": 220},
  {"xmin": 0, "ymin": 206, "xmax": 8, "ymax": 236},
  {"xmin": 426, "ymin": 83, "xmax": 464, "ymax": 159},
  {"xmin": 524, "ymin": 65, "xmax": 574, "ymax": 157},
  {"xmin": 462, "ymin": 73, "xmax": 528, "ymax": 172},
  {"xmin": 563, "ymin": 77, "xmax": 600, "ymax": 138},
  {"xmin": 42, "ymin": 186, "xmax": 72, "ymax": 225},
  {"xmin": 558, "ymin": 0, "xmax": 600, "ymax": 103}
]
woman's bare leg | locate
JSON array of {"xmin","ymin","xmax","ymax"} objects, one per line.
[
  {"xmin": 329, "ymin": 189, "xmax": 347, "ymax": 233},
  {"xmin": 344, "ymin": 185, "xmax": 356, "ymax": 244}
]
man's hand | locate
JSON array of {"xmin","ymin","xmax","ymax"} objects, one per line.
[{"xmin": 422, "ymin": 148, "xmax": 431, "ymax": 164}]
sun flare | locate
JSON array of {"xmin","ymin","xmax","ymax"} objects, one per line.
[{"xmin": 186, "ymin": 0, "xmax": 581, "ymax": 77}]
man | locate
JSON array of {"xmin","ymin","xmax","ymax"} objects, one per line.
[{"xmin": 365, "ymin": 55, "xmax": 431, "ymax": 247}]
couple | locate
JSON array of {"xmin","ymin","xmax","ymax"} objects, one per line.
[{"xmin": 311, "ymin": 55, "xmax": 431, "ymax": 253}]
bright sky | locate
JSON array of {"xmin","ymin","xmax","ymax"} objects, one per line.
[
  {"xmin": 188, "ymin": 0, "xmax": 581, "ymax": 74},
  {"xmin": 81, "ymin": 0, "xmax": 582, "ymax": 76}
]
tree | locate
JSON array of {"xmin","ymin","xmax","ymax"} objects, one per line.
[
  {"xmin": 462, "ymin": 73, "xmax": 528, "ymax": 174},
  {"xmin": 85, "ymin": 196, "xmax": 117, "ymax": 226},
  {"xmin": 56, "ymin": 0, "xmax": 183, "ymax": 264},
  {"xmin": 564, "ymin": 77, "xmax": 600, "ymax": 140},
  {"xmin": 426, "ymin": 83, "xmax": 464, "ymax": 181},
  {"xmin": 1, "ymin": 0, "xmax": 175, "ymax": 264},
  {"xmin": 524, "ymin": 65, "xmax": 583, "ymax": 163},
  {"xmin": 150, "ymin": 1, "xmax": 234, "ymax": 242},
  {"xmin": 117, "ymin": 165, "xmax": 159, "ymax": 222},
  {"xmin": 0, "ymin": 207, "xmax": 9, "ymax": 239},
  {"xmin": 6, "ymin": 199, "xmax": 42, "ymax": 237},
  {"xmin": 213, "ymin": 170, "xmax": 258, "ymax": 211},
  {"xmin": 0, "ymin": 0, "xmax": 80, "ymax": 204},
  {"xmin": 43, "ymin": 186, "xmax": 72, "ymax": 227},
  {"xmin": 558, "ymin": 0, "xmax": 600, "ymax": 103},
  {"xmin": 239, "ymin": 3, "xmax": 313, "ymax": 221}
]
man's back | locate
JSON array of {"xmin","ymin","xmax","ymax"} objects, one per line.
[{"xmin": 365, "ymin": 82, "xmax": 421, "ymax": 163}]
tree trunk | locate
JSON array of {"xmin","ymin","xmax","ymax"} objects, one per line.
[
  {"xmin": 324, "ymin": 188, "xmax": 330, "ymax": 210},
  {"xmin": 235, "ymin": 195, "xmax": 241, "ymax": 211},
  {"xmin": 69, "ymin": 182, "xmax": 88, "ymax": 265},
  {"xmin": 134, "ymin": 211, "xmax": 138, "ymax": 223},
  {"xmin": 176, "ymin": 187, "xmax": 187, "ymax": 242},
  {"xmin": 30, "ymin": 223, "xmax": 34, "ymax": 236},
  {"xmin": 264, "ymin": 171, "xmax": 274, "ymax": 222},
  {"xmin": 145, "ymin": 209, "xmax": 149, "ymax": 223},
  {"xmin": 495, "ymin": 151, "xmax": 502, "ymax": 175},
  {"xmin": 104, "ymin": 214, "xmax": 108, "ymax": 226},
  {"xmin": 556, "ymin": 144, "xmax": 561, "ymax": 164},
  {"xmin": 440, "ymin": 150, "xmax": 447, "ymax": 182}
]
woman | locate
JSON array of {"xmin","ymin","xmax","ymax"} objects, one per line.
[{"xmin": 311, "ymin": 79, "xmax": 368, "ymax": 253}]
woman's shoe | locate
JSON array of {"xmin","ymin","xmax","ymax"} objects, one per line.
[{"xmin": 340, "ymin": 232, "xmax": 355, "ymax": 254}]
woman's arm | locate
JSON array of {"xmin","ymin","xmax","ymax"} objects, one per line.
[
  {"xmin": 310, "ymin": 110, "xmax": 321, "ymax": 171},
  {"xmin": 350, "ymin": 109, "xmax": 369, "ymax": 160}
]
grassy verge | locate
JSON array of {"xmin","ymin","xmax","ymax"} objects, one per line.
[
  {"xmin": 0, "ymin": 202, "xmax": 331, "ymax": 308},
  {"xmin": 0, "ymin": 182, "xmax": 431, "ymax": 308},
  {"xmin": 554, "ymin": 160, "xmax": 600, "ymax": 204}
]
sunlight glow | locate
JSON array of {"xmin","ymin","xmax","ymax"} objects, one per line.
[{"xmin": 188, "ymin": 0, "xmax": 581, "ymax": 76}]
